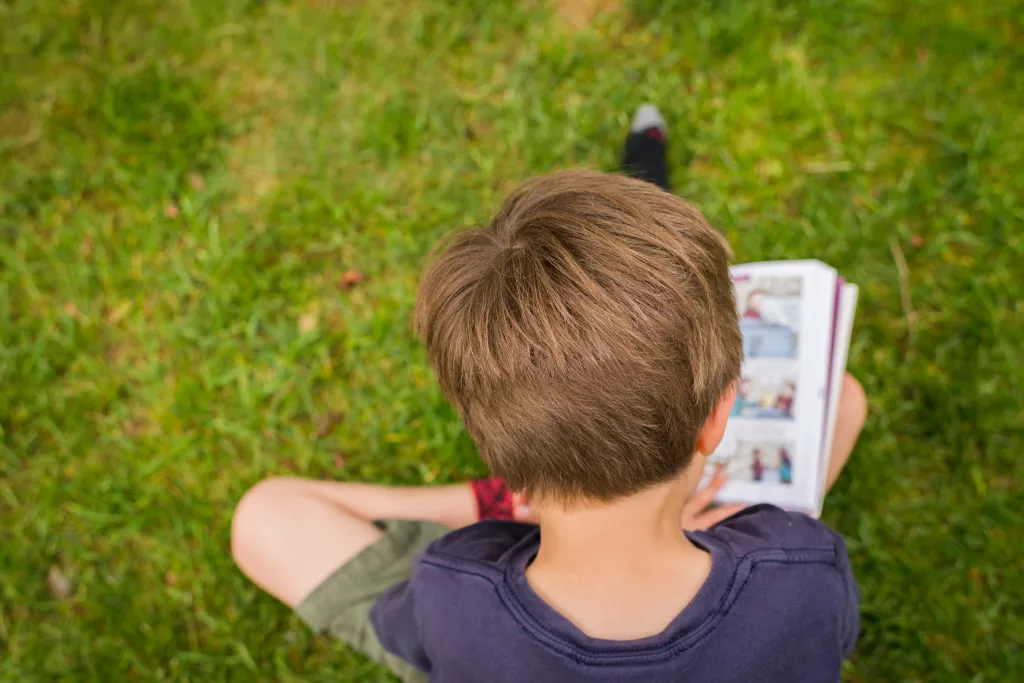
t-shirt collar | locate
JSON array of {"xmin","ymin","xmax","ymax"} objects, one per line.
[{"xmin": 497, "ymin": 526, "xmax": 737, "ymax": 660}]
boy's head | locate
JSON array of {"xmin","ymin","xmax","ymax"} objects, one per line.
[{"xmin": 415, "ymin": 170, "xmax": 742, "ymax": 504}]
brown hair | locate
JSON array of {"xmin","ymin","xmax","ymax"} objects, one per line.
[{"xmin": 415, "ymin": 170, "xmax": 741, "ymax": 503}]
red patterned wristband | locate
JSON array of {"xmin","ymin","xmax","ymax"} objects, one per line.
[{"xmin": 470, "ymin": 477, "xmax": 516, "ymax": 521}]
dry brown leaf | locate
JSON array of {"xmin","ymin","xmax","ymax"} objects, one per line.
[
  {"xmin": 47, "ymin": 566, "xmax": 72, "ymax": 600},
  {"xmin": 298, "ymin": 311, "xmax": 320, "ymax": 333},
  {"xmin": 105, "ymin": 301, "xmax": 132, "ymax": 325},
  {"xmin": 106, "ymin": 341, "xmax": 130, "ymax": 364},
  {"xmin": 164, "ymin": 204, "xmax": 180, "ymax": 219},
  {"xmin": 63, "ymin": 302, "xmax": 82, "ymax": 320},
  {"xmin": 556, "ymin": 0, "xmax": 620, "ymax": 29},
  {"xmin": 81, "ymin": 235, "xmax": 94, "ymax": 257},
  {"xmin": 120, "ymin": 414, "xmax": 150, "ymax": 438},
  {"xmin": 969, "ymin": 567, "xmax": 981, "ymax": 586},
  {"xmin": 314, "ymin": 411, "xmax": 343, "ymax": 439},
  {"xmin": 333, "ymin": 454, "xmax": 347, "ymax": 469},
  {"xmin": 339, "ymin": 270, "xmax": 366, "ymax": 290}
]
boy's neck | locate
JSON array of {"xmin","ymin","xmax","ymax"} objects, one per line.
[
  {"xmin": 525, "ymin": 469, "xmax": 712, "ymax": 640},
  {"xmin": 533, "ymin": 478, "xmax": 695, "ymax": 560}
]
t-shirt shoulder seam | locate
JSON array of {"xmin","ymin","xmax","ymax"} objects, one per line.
[
  {"xmin": 418, "ymin": 558, "xmax": 590, "ymax": 661},
  {"xmin": 419, "ymin": 556, "xmax": 503, "ymax": 583},
  {"xmin": 738, "ymin": 543, "xmax": 838, "ymax": 555},
  {"xmin": 733, "ymin": 544, "xmax": 839, "ymax": 567}
]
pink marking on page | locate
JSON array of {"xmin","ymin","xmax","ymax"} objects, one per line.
[{"xmin": 821, "ymin": 277, "xmax": 844, "ymax": 453}]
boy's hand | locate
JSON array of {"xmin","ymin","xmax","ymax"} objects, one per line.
[
  {"xmin": 512, "ymin": 467, "xmax": 743, "ymax": 530},
  {"xmin": 512, "ymin": 493, "xmax": 536, "ymax": 524},
  {"xmin": 681, "ymin": 466, "xmax": 744, "ymax": 530}
]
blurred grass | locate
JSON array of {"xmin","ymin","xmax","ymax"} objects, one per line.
[{"xmin": 1, "ymin": 0, "xmax": 1021, "ymax": 680}]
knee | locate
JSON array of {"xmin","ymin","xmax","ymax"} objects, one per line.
[
  {"xmin": 231, "ymin": 476, "xmax": 299, "ymax": 573},
  {"xmin": 842, "ymin": 372, "xmax": 868, "ymax": 430}
]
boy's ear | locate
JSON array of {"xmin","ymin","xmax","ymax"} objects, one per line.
[{"xmin": 695, "ymin": 382, "xmax": 737, "ymax": 456}]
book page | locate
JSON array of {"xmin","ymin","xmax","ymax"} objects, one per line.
[
  {"xmin": 812, "ymin": 283, "xmax": 859, "ymax": 516},
  {"xmin": 704, "ymin": 260, "xmax": 838, "ymax": 513}
]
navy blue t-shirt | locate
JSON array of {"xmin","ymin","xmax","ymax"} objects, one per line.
[{"xmin": 370, "ymin": 505, "xmax": 859, "ymax": 682}]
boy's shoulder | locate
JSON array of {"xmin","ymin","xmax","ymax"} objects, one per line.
[
  {"xmin": 701, "ymin": 504, "xmax": 848, "ymax": 562},
  {"xmin": 700, "ymin": 505, "xmax": 860, "ymax": 661},
  {"xmin": 420, "ymin": 506, "xmax": 845, "ymax": 569},
  {"xmin": 417, "ymin": 520, "xmax": 539, "ymax": 574}
]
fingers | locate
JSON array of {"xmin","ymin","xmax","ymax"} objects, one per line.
[
  {"xmin": 685, "ymin": 466, "xmax": 728, "ymax": 513},
  {"xmin": 690, "ymin": 504, "xmax": 745, "ymax": 531},
  {"xmin": 514, "ymin": 504, "xmax": 536, "ymax": 523},
  {"xmin": 682, "ymin": 467, "xmax": 741, "ymax": 531},
  {"xmin": 512, "ymin": 493, "xmax": 537, "ymax": 524}
]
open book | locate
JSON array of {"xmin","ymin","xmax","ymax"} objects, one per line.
[{"xmin": 705, "ymin": 260, "xmax": 858, "ymax": 517}]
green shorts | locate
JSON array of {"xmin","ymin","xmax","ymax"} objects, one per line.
[{"xmin": 294, "ymin": 519, "xmax": 450, "ymax": 683}]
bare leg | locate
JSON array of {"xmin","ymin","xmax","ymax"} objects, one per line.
[
  {"xmin": 824, "ymin": 372, "xmax": 868, "ymax": 493},
  {"xmin": 231, "ymin": 478, "xmax": 476, "ymax": 607}
]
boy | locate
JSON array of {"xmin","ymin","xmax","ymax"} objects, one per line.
[{"xmin": 232, "ymin": 108, "xmax": 867, "ymax": 682}]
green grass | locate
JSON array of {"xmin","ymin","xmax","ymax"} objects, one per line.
[{"xmin": 1, "ymin": 0, "xmax": 1021, "ymax": 680}]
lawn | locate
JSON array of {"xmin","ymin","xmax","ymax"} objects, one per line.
[{"xmin": 1, "ymin": 0, "xmax": 1021, "ymax": 680}]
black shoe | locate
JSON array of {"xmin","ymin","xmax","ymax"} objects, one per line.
[{"xmin": 622, "ymin": 104, "xmax": 671, "ymax": 192}]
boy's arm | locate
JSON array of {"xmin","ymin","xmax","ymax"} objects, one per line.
[{"xmin": 298, "ymin": 479, "xmax": 480, "ymax": 528}]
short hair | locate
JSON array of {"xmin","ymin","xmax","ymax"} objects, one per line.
[{"xmin": 415, "ymin": 170, "xmax": 742, "ymax": 503}]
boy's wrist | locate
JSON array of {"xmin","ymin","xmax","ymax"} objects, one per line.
[{"xmin": 471, "ymin": 477, "xmax": 516, "ymax": 521}]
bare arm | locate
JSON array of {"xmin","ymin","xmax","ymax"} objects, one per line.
[{"xmin": 287, "ymin": 478, "xmax": 480, "ymax": 528}]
